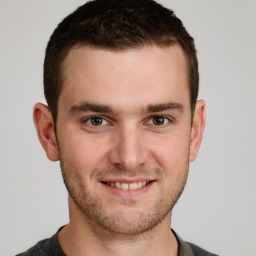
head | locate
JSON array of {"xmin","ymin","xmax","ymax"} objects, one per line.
[
  {"xmin": 44, "ymin": 0, "xmax": 199, "ymax": 123},
  {"xmin": 34, "ymin": 0, "xmax": 205, "ymax": 237}
]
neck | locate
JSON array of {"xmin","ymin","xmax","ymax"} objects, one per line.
[{"xmin": 58, "ymin": 196, "xmax": 178, "ymax": 256}]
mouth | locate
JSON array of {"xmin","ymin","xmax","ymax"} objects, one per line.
[{"xmin": 101, "ymin": 180, "xmax": 153, "ymax": 191}]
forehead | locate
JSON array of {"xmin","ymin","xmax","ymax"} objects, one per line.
[{"xmin": 59, "ymin": 45, "xmax": 190, "ymax": 114}]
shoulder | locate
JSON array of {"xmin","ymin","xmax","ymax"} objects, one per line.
[
  {"xmin": 16, "ymin": 232, "xmax": 65, "ymax": 256},
  {"xmin": 16, "ymin": 241, "xmax": 44, "ymax": 256}
]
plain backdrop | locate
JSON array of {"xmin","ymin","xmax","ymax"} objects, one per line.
[{"xmin": 0, "ymin": 1, "xmax": 255, "ymax": 255}]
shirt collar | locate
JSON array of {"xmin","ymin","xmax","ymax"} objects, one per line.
[{"xmin": 172, "ymin": 229, "xmax": 195, "ymax": 256}]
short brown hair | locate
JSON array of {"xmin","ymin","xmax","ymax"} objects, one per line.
[{"xmin": 44, "ymin": 0, "xmax": 199, "ymax": 122}]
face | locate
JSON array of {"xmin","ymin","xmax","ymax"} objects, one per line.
[{"xmin": 50, "ymin": 45, "xmax": 200, "ymax": 235}]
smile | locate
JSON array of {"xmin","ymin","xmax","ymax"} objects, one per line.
[{"xmin": 102, "ymin": 181, "xmax": 151, "ymax": 190}]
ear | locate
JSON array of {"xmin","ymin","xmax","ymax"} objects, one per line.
[
  {"xmin": 189, "ymin": 100, "xmax": 206, "ymax": 162},
  {"xmin": 33, "ymin": 103, "xmax": 59, "ymax": 161}
]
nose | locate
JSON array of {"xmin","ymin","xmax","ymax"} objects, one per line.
[{"xmin": 109, "ymin": 124, "xmax": 149, "ymax": 171}]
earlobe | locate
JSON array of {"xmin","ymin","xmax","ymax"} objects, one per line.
[
  {"xmin": 189, "ymin": 100, "xmax": 206, "ymax": 162},
  {"xmin": 33, "ymin": 103, "xmax": 59, "ymax": 161}
]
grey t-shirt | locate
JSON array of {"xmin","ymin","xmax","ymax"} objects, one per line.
[{"xmin": 16, "ymin": 228, "xmax": 218, "ymax": 256}]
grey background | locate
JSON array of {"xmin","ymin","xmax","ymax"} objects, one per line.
[{"xmin": 0, "ymin": 1, "xmax": 255, "ymax": 255}]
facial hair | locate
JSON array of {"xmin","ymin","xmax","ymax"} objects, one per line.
[{"xmin": 58, "ymin": 144, "xmax": 189, "ymax": 237}]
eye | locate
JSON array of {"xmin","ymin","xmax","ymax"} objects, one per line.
[
  {"xmin": 148, "ymin": 115, "xmax": 170, "ymax": 126},
  {"xmin": 86, "ymin": 116, "xmax": 108, "ymax": 126}
]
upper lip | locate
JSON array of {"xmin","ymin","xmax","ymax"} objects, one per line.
[{"xmin": 100, "ymin": 177, "xmax": 156, "ymax": 183}]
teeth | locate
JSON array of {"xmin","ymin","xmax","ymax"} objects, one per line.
[
  {"xmin": 106, "ymin": 181, "xmax": 150, "ymax": 190},
  {"xmin": 121, "ymin": 183, "xmax": 129, "ymax": 190},
  {"xmin": 137, "ymin": 182, "xmax": 142, "ymax": 188},
  {"xmin": 129, "ymin": 183, "xmax": 138, "ymax": 190},
  {"xmin": 115, "ymin": 182, "xmax": 121, "ymax": 189}
]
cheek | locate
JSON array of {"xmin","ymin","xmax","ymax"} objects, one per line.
[
  {"xmin": 59, "ymin": 131, "xmax": 111, "ymax": 170},
  {"xmin": 149, "ymin": 131, "xmax": 191, "ymax": 171}
]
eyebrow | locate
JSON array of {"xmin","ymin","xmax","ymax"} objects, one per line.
[
  {"xmin": 69, "ymin": 101, "xmax": 184, "ymax": 115},
  {"xmin": 70, "ymin": 103, "xmax": 114, "ymax": 114},
  {"xmin": 144, "ymin": 102, "xmax": 184, "ymax": 114}
]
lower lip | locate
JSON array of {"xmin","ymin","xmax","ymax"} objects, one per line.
[{"xmin": 101, "ymin": 181, "xmax": 155, "ymax": 198}]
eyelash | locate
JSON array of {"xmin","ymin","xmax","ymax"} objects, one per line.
[
  {"xmin": 147, "ymin": 115, "xmax": 173, "ymax": 126},
  {"xmin": 82, "ymin": 115, "xmax": 174, "ymax": 127},
  {"xmin": 83, "ymin": 115, "xmax": 109, "ymax": 126}
]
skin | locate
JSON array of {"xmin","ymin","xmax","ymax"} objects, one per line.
[{"xmin": 34, "ymin": 45, "xmax": 205, "ymax": 256}]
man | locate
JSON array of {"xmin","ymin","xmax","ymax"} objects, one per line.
[{"xmin": 17, "ymin": 0, "xmax": 218, "ymax": 255}]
